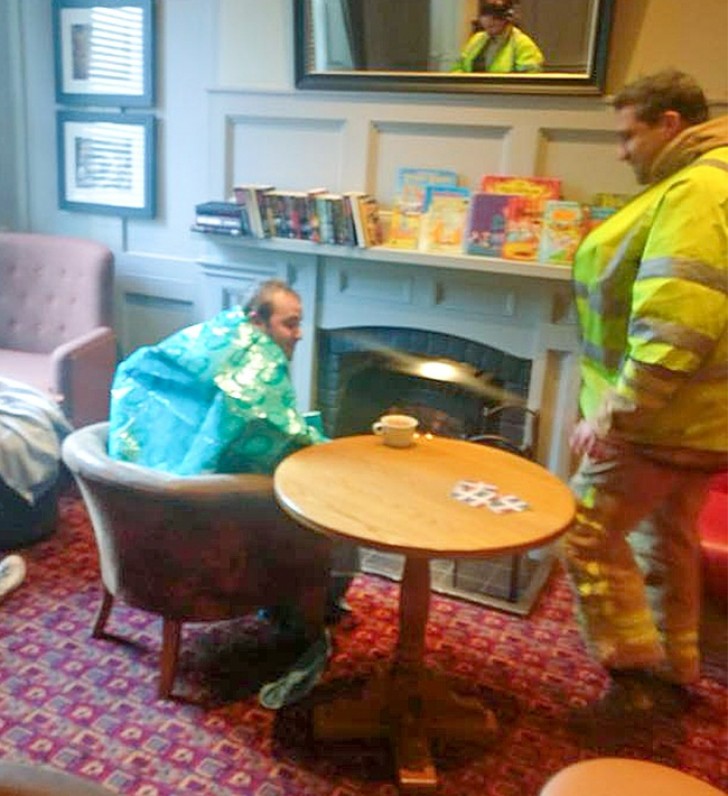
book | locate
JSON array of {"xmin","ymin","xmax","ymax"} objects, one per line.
[
  {"xmin": 479, "ymin": 175, "xmax": 561, "ymax": 213},
  {"xmin": 232, "ymin": 184, "xmax": 274, "ymax": 238},
  {"xmin": 190, "ymin": 224, "xmax": 242, "ymax": 237},
  {"xmin": 395, "ymin": 167, "xmax": 459, "ymax": 210},
  {"xmin": 418, "ymin": 186, "xmax": 471, "ymax": 254},
  {"xmin": 537, "ymin": 200, "xmax": 586, "ymax": 265},
  {"xmin": 306, "ymin": 187, "xmax": 329, "ymax": 242},
  {"xmin": 501, "ymin": 194, "xmax": 543, "ymax": 261},
  {"xmin": 195, "ymin": 200, "xmax": 242, "ymax": 217},
  {"xmin": 385, "ymin": 204, "xmax": 422, "ymax": 249},
  {"xmin": 194, "ymin": 201, "xmax": 244, "ymax": 234},
  {"xmin": 344, "ymin": 191, "xmax": 367, "ymax": 247},
  {"xmin": 585, "ymin": 204, "xmax": 618, "ymax": 233},
  {"xmin": 591, "ymin": 191, "xmax": 631, "ymax": 210},
  {"xmin": 357, "ymin": 195, "xmax": 384, "ymax": 247},
  {"xmin": 314, "ymin": 193, "xmax": 355, "ymax": 246},
  {"xmin": 465, "ymin": 192, "xmax": 519, "ymax": 257}
]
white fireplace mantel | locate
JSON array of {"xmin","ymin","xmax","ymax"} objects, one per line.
[{"xmin": 196, "ymin": 233, "xmax": 580, "ymax": 478}]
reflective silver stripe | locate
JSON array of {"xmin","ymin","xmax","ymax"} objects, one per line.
[
  {"xmin": 579, "ymin": 230, "xmax": 641, "ymax": 316},
  {"xmin": 582, "ymin": 340, "xmax": 623, "ymax": 370},
  {"xmin": 694, "ymin": 157, "xmax": 728, "ymax": 174},
  {"xmin": 636, "ymin": 257, "xmax": 728, "ymax": 294},
  {"xmin": 621, "ymin": 376, "xmax": 676, "ymax": 407},
  {"xmin": 621, "ymin": 361, "xmax": 679, "ymax": 398},
  {"xmin": 629, "ymin": 317, "xmax": 717, "ymax": 357},
  {"xmin": 572, "ymin": 282, "xmax": 629, "ymax": 315},
  {"xmin": 587, "ymin": 292, "xmax": 630, "ymax": 317}
]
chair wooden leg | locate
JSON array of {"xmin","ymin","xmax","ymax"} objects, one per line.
[
  {"xmin": 159, "ymin": 618, "xmax": 182, "ymax": 700},
  {"xmin": 92, "ymin": 586, "xmax": 114, "ymax": 637}
]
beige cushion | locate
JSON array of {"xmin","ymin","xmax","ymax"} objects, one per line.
[
  {"xmin": 540, "ymin": 758, "xmax": 725, "ymax": 796},
  {"xmin": 0, "ymin": 762, "xmax": 114, "ymax": 795}
]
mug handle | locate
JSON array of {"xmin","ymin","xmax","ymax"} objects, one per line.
[{"xmin": 372, "ymin": 421, "xmax": 384, "ymax": 435}]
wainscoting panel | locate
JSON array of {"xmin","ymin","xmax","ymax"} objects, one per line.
[
  {"xmin": 536, "ymin": 126, "xmax": 628, "ymax": 201},
  {"xmin": 228, "ymin": 114, "xmax": 347, "ymax": 193},
  {"xmin": 369, "ymin": 121, "xmax": 511, "ymax": 206},
  {"xmin": 116, "ymin": 276, "xmax": 196, "ymax": 356},
  {"xmin": 334, "ymin": 261, "xmax": 416, "ymax": 305}
]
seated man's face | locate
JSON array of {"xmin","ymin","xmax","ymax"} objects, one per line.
[{"xmin": 261, "ymin": 291, "xmax": 303, "ymax": 360}]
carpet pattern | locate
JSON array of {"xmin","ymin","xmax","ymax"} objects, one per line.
[{"xmin": 0, "ymin": 496, "xmax": 726, "ymax": 795}]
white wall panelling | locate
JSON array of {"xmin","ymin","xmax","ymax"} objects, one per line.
[{"xmin": 228, "ymin": 116, "xmax": 347, "ymax": 197}]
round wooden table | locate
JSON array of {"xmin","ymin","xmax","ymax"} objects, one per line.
[{"xmin": 274, "ymin": 434, "xmax": 575, "ymax": 793}]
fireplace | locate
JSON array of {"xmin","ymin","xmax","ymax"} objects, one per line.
[{"xmin": 315, "ymin": 326, "xmax": 553, "ymax": 614}]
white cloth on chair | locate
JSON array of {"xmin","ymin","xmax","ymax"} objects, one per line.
[{"xmin": 0, "ymin": 377, "xmax": 72, "ymax": 504}]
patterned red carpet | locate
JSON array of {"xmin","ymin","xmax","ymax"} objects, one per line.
[{"xmin": 0, "ymin": 496, "xmax": 726, "ymax": 795}]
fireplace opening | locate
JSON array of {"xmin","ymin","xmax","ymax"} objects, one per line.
[
  {"xmin": 334, "ymin": 354, "xmax": 496, "ymax": 439},
  {"xmin": 316, "ymin": 326, "xmax": 532, "ymax": 443}
]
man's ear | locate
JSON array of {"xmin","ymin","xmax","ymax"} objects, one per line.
[{"xmin": 661, "ymin": 110, "xmax": 688, "ymax": 138}]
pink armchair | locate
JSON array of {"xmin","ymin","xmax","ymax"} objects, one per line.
[{"xmin": 0, "ymin": 232, "xmax": 116, "ymax": 427}]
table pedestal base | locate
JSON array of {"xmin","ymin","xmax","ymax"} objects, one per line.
[{"xmin": 314, "ymin": 666, "xmax": 498, "ymax": 793}]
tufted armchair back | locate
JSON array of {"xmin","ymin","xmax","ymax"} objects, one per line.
[
  {"xmin": 0, "ymin": 232, "xmax": 113, "ymax": 352},
  {"xmin": 0, "ymin": 232, "xmax": 116, "ymax": 426}
]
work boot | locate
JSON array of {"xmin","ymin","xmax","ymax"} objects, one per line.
[{"xmin": 568, "ymin": 669, "xmax": 691, "ymax": 747}]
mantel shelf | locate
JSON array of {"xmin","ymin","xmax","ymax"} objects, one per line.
[{"xmin": 192, "ymin": 229, "xmax": 574, "ymax": 283}]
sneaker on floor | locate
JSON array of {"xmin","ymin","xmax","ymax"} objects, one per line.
[{"xmin": 0, "ymin": 554, "xmax": 26, "ymax": 602}]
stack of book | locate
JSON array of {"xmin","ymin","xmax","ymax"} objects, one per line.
[{"xmin": 193, "ymin": 201, "xmax": 245, "ymax": 236}]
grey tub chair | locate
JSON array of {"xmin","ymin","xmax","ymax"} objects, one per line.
[{"xmin": 61, "ymin": 423, "xmax": 331, "ymax": 699}]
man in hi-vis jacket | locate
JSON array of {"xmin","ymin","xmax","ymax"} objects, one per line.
[{"xmin": 564, "ymin": 69, "xmax": 728, "ymax": 726}]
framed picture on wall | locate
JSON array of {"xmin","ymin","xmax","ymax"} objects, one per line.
[
  {"xmin": 56, "ymin": 110, "xmax": 156, "ymax": 218},
  {"xmin": 53, "ymin": 0, "xmax": 155, "ymax": 107}
]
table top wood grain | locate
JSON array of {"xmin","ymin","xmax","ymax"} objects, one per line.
[{"xmin": 274, "ymin": 434, "xmax": 575, "ymax": 559}]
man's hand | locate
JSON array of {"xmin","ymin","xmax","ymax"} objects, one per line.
[{"xmin": 569, "ymin": 419, "xmax": 623, "ymax": 461}]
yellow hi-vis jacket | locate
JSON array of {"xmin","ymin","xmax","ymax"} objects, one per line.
[
  {"xmin": 573, "ymin": 119, "xmax": 728, "ymax": 454},
  {"xmin": 452, "ymin": 27, "xmax": 543, "ymax": 73}
]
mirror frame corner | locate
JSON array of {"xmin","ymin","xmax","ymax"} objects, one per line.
[{"xmin": 293, "ymin": 0, "xmax": 615, "ymax": 97}]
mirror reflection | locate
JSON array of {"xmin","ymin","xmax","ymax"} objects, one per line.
[{"xmin": 298, "ymin": 0, "xmax": 613, "ymax": 94}]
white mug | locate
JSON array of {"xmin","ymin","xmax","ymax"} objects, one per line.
[{"xmin": 371, "ymin": 414, "xmax": 418, "ymax": 448}]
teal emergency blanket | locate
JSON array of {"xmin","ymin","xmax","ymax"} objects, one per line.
[{"xmin": 108, "ymin": 307, "xmax": 325, "ymax": 474}]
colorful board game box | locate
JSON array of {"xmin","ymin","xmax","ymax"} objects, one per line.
[
  {"xmin": 479, "ymin": 175, "xmax": 561, "ymax": 209},
  {"xmin": 465, "ymin": 192, "xmax": 519, "ymax": 257}
]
